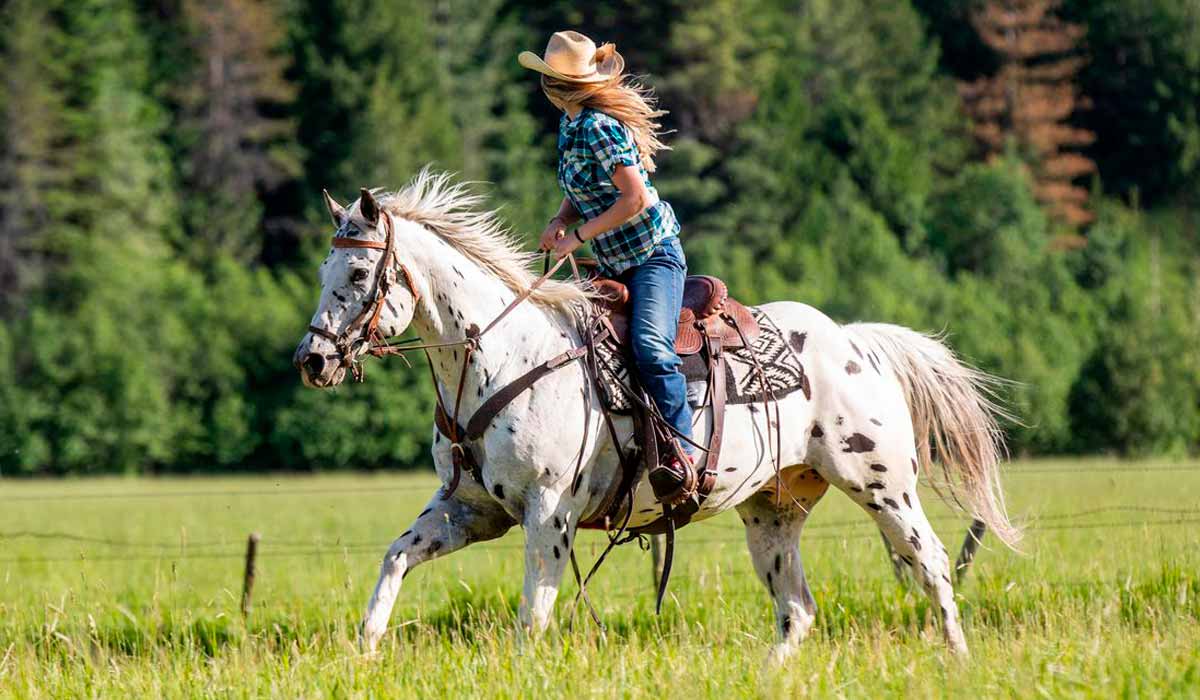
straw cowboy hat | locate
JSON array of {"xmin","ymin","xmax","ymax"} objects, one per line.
[{"xmin": 518, "ymin": 31, "xmax": 624, "ymax": 84}]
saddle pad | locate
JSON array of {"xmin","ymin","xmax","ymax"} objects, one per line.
[{"xmin": 593, "ymin": 307, "xmax": 810, "ymax": 414}]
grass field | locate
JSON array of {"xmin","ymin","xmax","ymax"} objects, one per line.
[{"xmin": 1, "ymin": 458, "xmax": 1198, "ymax": 698}]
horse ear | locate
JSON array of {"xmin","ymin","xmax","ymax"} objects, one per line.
[
  {"xmin": 323, "ymin": 189, "xmax": 346, "ymax": 227},
  {"xmin": 359, "ymin": 188, "xmax": 380, "ymax": 226}
]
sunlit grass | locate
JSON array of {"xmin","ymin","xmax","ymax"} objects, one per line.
[{"xmin": 1, "ymin": 458, "xmax": 1198, "ymax": 697}]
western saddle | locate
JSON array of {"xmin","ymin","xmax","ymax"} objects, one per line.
[{"xmin": 592, "ymin": 275, "xmax": 759, "ymax": 355}]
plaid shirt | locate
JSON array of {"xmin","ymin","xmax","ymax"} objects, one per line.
[{"xmin": 558, "ymin": 107, "xmax": 679, "ymax": 276}]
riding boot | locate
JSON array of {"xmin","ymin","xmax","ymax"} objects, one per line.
[{"xmin": 648, "ymin": 439, "xmax": 698, "ymax": 507}]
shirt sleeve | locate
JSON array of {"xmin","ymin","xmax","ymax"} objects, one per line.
[{"xmin": 586, "ymin": 117, "xmax": 640, "ymax": 175}]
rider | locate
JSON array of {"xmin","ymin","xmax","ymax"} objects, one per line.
[{"xmin": 520, "ymin": 31, "xmax": 696, "ymax": 505}]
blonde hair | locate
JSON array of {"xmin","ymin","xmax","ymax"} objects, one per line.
[{"xmin": 541, "ymin": 45, "xmax": 670, "ymax": 172}]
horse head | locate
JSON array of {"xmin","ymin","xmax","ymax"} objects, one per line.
[{"xmin": 293, "ymin": 188, "xmax": 420, "ymax": 388}]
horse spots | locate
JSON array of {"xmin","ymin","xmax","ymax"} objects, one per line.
[
  {"xmin": 908, "ymin": 534, "xmax": 922, "ymax": 551},
  {"xmin": 883, "ymin": 497, "xmax": 899, "ymax": 509},
  {"xmin": 867, "ymin": 482, "xmax": 885, "ymax": 490},
  {"xmin": 842, "ymin": 433, "xmax": 876, "ymax": 453},
  {"xmin": 452, "ymin": 265, "xmax": 465, "ymax": 280},
  {"xmin": 845, "ymin": 360, "xmax": 861, "ymax": 375},
  {"xmin": 789, "ymin": 331, "xmax": 806, "ymax": 354},
  {"xmin": 781, "ymin": 616, "xmax": 791, "ymax": 635},
  {"xmin": 561, "ymin": 532, "xmax": 569, "ymax": 548},
  {"xmin": 867, "ymin": 353, "xmax": 880, "ymax": 374},
  {"xmin": 799, "ymin": 366, "xmax": 812, "ymax": 400},
  {"xmin": 748, "ymin": 404, "xmax": 759, "ymax": 413},
  {"xmin": 507, "ymin": 425, "xmax": 517, "ymax": 434},
  {"xmin": 902, "ymin": 492, "xmax": 912, "ymax": 508},
  {"xmin": 866, "ymin": 502, "xmax": 882, "ymax": 511},
  {"xmin": 767, "ymin": 572, "xmax": 775, "ymax": 596},
  {"xmin": 912, "ymin": 458, "xmax": 918, "ymax": 474},
  {"xmin": 553, "ymin": 516, "xmax": 562, "ymax": 529},
  {"xmin": 849, "ymin": 340, "xmax": 863, "ymax": 359},
  {"xmin": 385, "ymin": 299, "xmax": 399, "ymax": 316},
  {"xmin": 553, "ymin": 546, "xmax": 561, "ymax": 560},
  {"xmin": 412, "ymin": 534, "xmax": 423, "ymax": 546},
  {"xmin": 434, "ymin": 433, "xmax": 441, "ymax": 444},
  {"xmin": 419, "ymin": 508, "xmax": 431, "ymax": 518},
  {"xmin": 870, "ymin": 418, "xmax": 882, "ymax": 426},
  {"xmin": 753, "ymin": 517, "xmax": 760, "ymax": 525},
  {"xmin": 811, "ymin": 423, "xmax": 824, "ymax": 438},
  {"xmin": 429, "ymin": 540, "xmax": 443, "ymax": 554},
  {"xmin": 773, "ymin": 519, "xmax": 781, "ymax": 527},
  {"xmin": 724, "ymin": 467, "xmax": 738, "ymax": 472},
  {"xmin": 492, "ymin": 483, "xmax": 505, "ymax": 500},
  {"xmin": 849, "ymin": 486, "xmax": 863, "ymax": 493},
  {"xmin": 476, "ymin": 386, "xmax": 484, "ymax": 398},
  {"xmin": 401, "ymin": 529, "xmax": 412, "ymax": 539},
  {"xmin": 870, "ymin": 464, "xmax": 888, "ymax": 472},
  {"xmin": 774, "ymin": 554, "xmax": 781, "ymax": 573},
  {"xmin": 899, "ymin": 554, "xmax": 914, "ymax": 567}
]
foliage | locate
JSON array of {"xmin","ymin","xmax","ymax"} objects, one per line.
[{"xmin": 0, "ymin": 0, "xmax": 1199, "ymax": 473}]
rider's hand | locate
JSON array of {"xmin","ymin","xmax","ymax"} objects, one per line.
[
  {"xmin": 550, "ymin": 229, "xmax": 583, "ymax": 260},
  {"xmin": 539, "ymin": 218, "xmax": 566, "ymax": 252}
]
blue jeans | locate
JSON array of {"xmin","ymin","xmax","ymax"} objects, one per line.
[{"xmin": 618, "ymin": 237, "xmax": 694, "ymax": 454}]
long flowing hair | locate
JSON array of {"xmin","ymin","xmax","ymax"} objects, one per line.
[{"xmin": 541, "ymin": 45, "xmax": 670, "ymax": 172}]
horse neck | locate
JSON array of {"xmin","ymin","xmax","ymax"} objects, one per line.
[{"xmin": 400, "ymin": 224, "xmax": 573, "ymax": 404}]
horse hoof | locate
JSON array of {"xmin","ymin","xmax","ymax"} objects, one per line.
[{"xmin": 765, "ymin": 643, "xmax": 796, "ymax": 667}]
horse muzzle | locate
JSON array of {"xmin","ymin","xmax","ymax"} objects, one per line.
[{"xmin": 294, "ymin": 336, "xmax": 349, "ymax": 388}]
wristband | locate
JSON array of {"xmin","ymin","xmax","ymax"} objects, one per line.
[{"xmin": 574, "ymin": 229, "xmax": 586, "ymax": 244}]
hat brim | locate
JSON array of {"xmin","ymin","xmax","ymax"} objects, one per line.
[{"xmin": 517, "ymin": 51, "xmax": 612, "ymax": 84}]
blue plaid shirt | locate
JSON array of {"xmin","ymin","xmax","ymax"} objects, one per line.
[{"xmin": 557, "ymin": 107, "xmax": 679, "ymax": 276}]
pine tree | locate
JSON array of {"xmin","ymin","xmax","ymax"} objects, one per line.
[
  {"xmin": 959, "ymin": 0, "xmax": 1097, "ymax": 227},
  {"xmin": 171, "ymin": 0, "xmax": 300, "ymax": 263},
  {"xmin": 0, "ymin": 0, "xmax": 67, "ymax": 313}
]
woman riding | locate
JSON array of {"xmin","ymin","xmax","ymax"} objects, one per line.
[{"xmin": 519, "ymin": 31, "xmax": 696, "ymax": 506}]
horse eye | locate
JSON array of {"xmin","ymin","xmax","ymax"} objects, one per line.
[{"xmin": 351, "ymin": 269, "xmax": 369, "ymax": 283}]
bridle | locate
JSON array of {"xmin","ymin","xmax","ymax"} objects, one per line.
[{"xmin": 307, "ymin": 213, "xmax": 421, "ymax": 381}]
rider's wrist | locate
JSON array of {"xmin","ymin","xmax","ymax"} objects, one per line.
[{"xmin": 574, "ymin": 228, "xmax": 586, "ymax": 244}]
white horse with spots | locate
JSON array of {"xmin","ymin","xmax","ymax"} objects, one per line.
[{"xmin": 293, "ymin": 171, "xmax": 1019, "ymax": 659}]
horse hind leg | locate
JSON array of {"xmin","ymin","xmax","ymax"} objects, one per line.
[
  {"xmin": 814, "ymin": 434, "xmax": 968, "ymax": 655},
  {"xmin": 737, "ymin": 467, "xmax": 829, "ymax": 663}
]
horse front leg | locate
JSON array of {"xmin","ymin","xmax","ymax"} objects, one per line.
[
  {"xmin": 518, "ymin": 488, "xmax": 578, "ymax": 635},
  {"xmin": 361, "ymin": 488, "xmax": 515, "ymax": 652}
]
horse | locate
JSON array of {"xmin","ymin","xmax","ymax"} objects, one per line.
[{"xmin": 293, "ymin": 170, "xmax": 1018, "ymax": 659}]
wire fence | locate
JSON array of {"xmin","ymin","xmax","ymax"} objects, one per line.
[{"xmin": 1, "ymin": 506, "xmax": 1196, "ymax": 565}]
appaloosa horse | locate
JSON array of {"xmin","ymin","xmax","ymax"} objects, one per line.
[{"xmin": 293, "ymin": 170, "xmax": 1018, "ymax": 659}]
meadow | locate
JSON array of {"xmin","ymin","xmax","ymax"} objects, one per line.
[{"xmin": 1, "ymin": 458, "xmax": 1198, "ymax": 698}]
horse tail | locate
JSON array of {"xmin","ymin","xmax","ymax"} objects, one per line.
[{"xmin": 845, "ymin": 323, "xmax": 1021, "ymax": 550}]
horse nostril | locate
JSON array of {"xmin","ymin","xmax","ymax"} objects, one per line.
[{"xmin": 302, "ymin": 353, "xmax": 326, "ymax": 377}]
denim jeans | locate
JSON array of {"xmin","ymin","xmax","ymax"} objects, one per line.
[{"xmin": 618, "ymin": 236, "xmax": 694, "ymax": 454}]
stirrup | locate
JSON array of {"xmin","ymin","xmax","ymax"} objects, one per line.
[{"xmin": 648, "ymin": 445, "xmax": 697, "ymax": 506}]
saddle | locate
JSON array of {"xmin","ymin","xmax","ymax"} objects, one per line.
[{"xmin": 592, "ymin": 275, "xmax": 760, "ymax": 356}]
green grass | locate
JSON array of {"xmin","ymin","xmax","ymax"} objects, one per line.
[{"xmin": 1, "ymin": 458, "xmax": 1198, "ymax": 698}]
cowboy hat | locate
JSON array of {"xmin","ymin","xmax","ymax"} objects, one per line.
[{"xmin": 518, "ymin": 31, "xmax": 623, "ymax": 84}]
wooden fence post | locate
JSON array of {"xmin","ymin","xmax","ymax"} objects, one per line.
[{"xmin": 241, "ymin": 533, "xmax": 261, "ymax": 618}]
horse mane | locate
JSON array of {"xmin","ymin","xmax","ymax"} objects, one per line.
[{"xmin": 379, "ymin": 168, "xmax": 588, "ymax": 310}]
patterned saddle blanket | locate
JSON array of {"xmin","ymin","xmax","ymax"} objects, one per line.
[{"xmin": 592, "ymin": 307, "xmax": 810, "ymax": 413}]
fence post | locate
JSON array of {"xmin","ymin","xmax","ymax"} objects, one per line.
[{"xmin": 241, "ymin": 533, "xmax": 261, "ymax": 618}]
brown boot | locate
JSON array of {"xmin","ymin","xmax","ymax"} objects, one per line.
[{"xmin": 648, "ymin": 449, "xmax": 697, "ymax": 506}]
